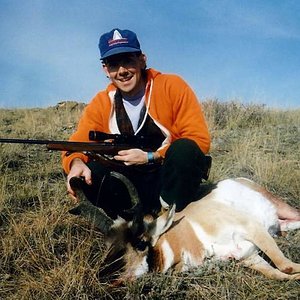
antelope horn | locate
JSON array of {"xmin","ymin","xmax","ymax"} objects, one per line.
[
  {"xmin": 68, "ymin": 177, "xmax": 114, "ymax": 235},
  {"xmin": 110, "ymin": 171, "xmax": 140, "ymax": 207}
]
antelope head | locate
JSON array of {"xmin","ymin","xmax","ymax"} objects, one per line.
[{"xmin": 68, "ymin": 172, "xmax": 176, "ymax": 281}]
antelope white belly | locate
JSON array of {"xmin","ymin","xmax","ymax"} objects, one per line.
[
  {"xmin": 215, "ymin": 179, "xmax": 279, "ymax": 230},
  {"xmin": 189, "ymin": 220, "xmax": 257, "ymax": 260}
]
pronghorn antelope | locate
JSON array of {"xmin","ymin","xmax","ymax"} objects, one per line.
[{"xmin": 69, "ymin": 173, "xmax": 300, "ymax": 281}]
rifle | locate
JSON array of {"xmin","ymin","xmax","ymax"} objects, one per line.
[
  {"xmin": 0, "ymin": 131, "xmax": 211, "ymax": 178},
  {"xmin": 0, "ymin": 131, "xmax": 159, "ymax": 171}
]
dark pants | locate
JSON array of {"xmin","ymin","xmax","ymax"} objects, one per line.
[{"xmin": 79, "ymin": 138, "xmax": 209, "ymax": 218}]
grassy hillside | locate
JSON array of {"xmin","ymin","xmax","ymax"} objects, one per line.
[{"xmin": 0, "ymin": 100, "xmax": 299, "ymax": 299}]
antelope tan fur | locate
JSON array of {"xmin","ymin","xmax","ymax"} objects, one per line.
[{"xmin": 69, "ymin": 174, "xmax": 300, "ymax": 281}]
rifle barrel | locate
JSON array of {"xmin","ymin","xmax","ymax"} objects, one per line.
[
  {"xmin": 0, "ymin": 138, "xmax": 149, "ymax": 155},
  {"xmin": 0, "ymin": 138, "xmax": 52, "ymax": 145}
]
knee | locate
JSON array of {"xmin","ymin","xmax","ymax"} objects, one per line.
[{"xmin": 165, "ymin": 138, "xmax": 205, "ymax": 167}]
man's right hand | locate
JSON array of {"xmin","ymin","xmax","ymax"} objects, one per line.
[{"xmin": 67, "ymin": 158, "xmax": 92, "ymax": 201}]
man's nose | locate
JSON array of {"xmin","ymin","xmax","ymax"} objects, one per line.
[{"xmin": 118, "ymin": 65, "xmax": 129, "ymax": 75}]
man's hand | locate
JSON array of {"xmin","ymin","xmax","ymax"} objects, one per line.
[
  {"xmin": 114, "ymin": 149, "xmax": 161, "ymax": 166},
  {"xmin": 114, "ymin": 149, "xmax": 148, "ymax": 166},
  {"xmin": 67, "ymin": 158, "xmax": 92, "ymax": 201}
]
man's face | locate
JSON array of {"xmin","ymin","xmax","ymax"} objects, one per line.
[{"xmin": 103, "ymin": 53, "xmax": 147, "ymax": 97}]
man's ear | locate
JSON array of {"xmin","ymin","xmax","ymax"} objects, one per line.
[
  {"xmin": 139, "ymin": 53, "xmax": 147, "ymax": 69},
  {"xmin": 102, "ymin": 64, "xmax": 110, "ymax": 78}
]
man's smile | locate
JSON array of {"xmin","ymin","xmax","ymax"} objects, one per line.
[{"xmin": 118, "ymin": 76, "xmax": 133, "ymax": 82}]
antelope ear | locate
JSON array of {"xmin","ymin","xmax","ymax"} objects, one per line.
[{"xmin": 147, "ymin": 204, "xmax": 176, "ymax": 246}]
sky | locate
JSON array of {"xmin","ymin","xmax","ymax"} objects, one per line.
[{"xmin": 0, "ymin": 0, "xmax": 300, "ymax": 109}]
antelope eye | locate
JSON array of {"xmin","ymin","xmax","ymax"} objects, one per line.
[{"xmin": 134, "ymin": 240, "xmax": 148, "ymax": 251}]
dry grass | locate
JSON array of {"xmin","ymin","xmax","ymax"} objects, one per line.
[{"xmin": 0, "ymin": 100, "xmax": 299, "ymax": 299}]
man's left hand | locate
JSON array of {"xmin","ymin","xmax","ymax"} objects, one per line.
[{"xmin": 114, "ymin": 149, "xmax": 148, "ymax": 166}]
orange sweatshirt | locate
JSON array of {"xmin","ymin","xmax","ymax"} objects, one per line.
[{"xmin": 62, "ymin": 68, "xmax": 210, "ymax": 173}]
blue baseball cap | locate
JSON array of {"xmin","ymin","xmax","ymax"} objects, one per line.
[{"xmin": 99, "ymin": 28, "xmax": 142, "ymax": 60}]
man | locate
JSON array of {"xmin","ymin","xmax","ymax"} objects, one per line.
[{"xmin": 62, "ymin": 28, "xmax": 211, "ymax": 218}]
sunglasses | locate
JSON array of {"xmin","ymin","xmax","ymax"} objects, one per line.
[{"xmin": 103, "ymin": 53, "xmax": 141, "ymax": 68}]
